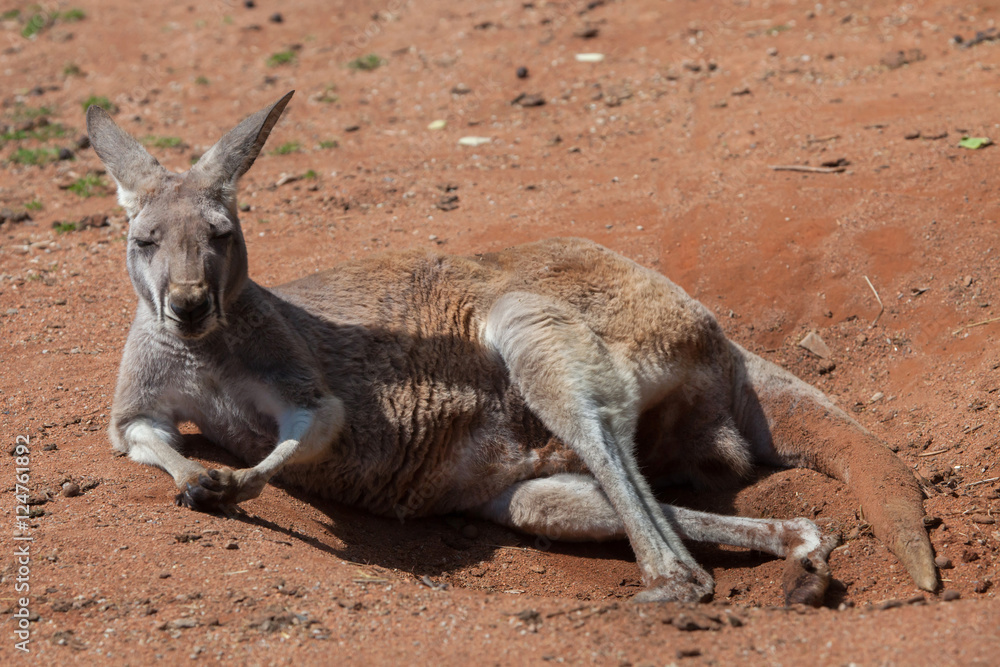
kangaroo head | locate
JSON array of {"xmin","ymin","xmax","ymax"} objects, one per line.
[{"xmin": 87, "ymin": 91, "xmax": 294, "ymax": 339}]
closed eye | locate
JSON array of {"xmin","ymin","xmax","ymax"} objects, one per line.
[
  {"xmin": 134, "ymin": 238, "xmax": 156, "ymax": 249},
  {"xmin": 211, "ymin": 230, "xmax": 233, "ymax": 241}
]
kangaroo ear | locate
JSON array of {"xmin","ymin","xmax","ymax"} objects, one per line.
[
  {"xmin": 191, "ymin": 91, "xmax": 294, "ymax": 202},
  {"xmin": 87, "ymin": 105, "xmax": 167, "ymax": 219}
]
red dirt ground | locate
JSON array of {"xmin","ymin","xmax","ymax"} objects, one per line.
[{"xmin": 2, "ymin": 0, "xmax": 999, "ymax": 663}]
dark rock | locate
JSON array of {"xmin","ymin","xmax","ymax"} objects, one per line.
[
  {"xmin": 961, "ymin": 548, "xmax": 980, "ymax": 563},
  {"xmin": 512, "ymin": 92, "xmax": 545, "ymax": 107},
  {"xmin": 0, "ymin": 208, "xmax": 31, "ymax": 224},
  {"xmin": 77, "ymin": 214, "xmax": 109, "ymax": 229}
]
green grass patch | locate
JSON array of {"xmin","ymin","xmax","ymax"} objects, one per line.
[
  {"xmin": 60, "ymin": 8, "xmax": 86, "ymax": 22},
  {"xmin": 9, "ymin": 104, "xmax": 55, "ymax": 122},
  {"xmin": 67, "ymin": 173, "xmax": 107, "ymax": 197},
  {"xmin": 81, "ymin": 95, "xmax": 118, "ymax": 114},
  {"xmin": 9, "ymin": 147, "xmax": 58, "ymax": 165},
  {"xmin": 63, "ymin": 62, "xmax": 83, "ymax": 77},
  {"xmin": 194, "ymin": 75, "xmax": 210, "ymax": 86},
  {"xmin": 272, "ymin": 141, "xmax": 301, "ymax": 155},
  {"xmin": 53, "ymin": 221, "xmax": 77, "ymax": 233},
  {"xmin": 24, "ymin": 199, "xmax": 43, "ymax": 211},
  {"xmin": 303, "ymin": 169, "xmax": 317, "ymax": 179},
  {"xmin": 143, "ymin": 135, "xmax": 184, "ymax": 149},
  {"xmin": 1, "ymin": 9, "xmax": 20, "ymax": 20},
  {"xmin": 267, "ymin": 50, "xmax": 297, "ymax": 67},
  {"xmin": 1, "ymin": 123, "xmax": 65, "ymax": 145},
  {"xmin": 347, "ymin": 54, "xmax": 384, "ymax": 71},
  {"xmin": 318, "ymin": 139, "xmax": 339, "ymax": 149},
  {"xmin": 21, "ymin": 11, "xmax": 50, "ymax": 38}
]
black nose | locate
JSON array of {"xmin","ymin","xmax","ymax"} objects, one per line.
[{"xmin": 169, "ymin": 297, "xmax": 211, "ymax": 323}]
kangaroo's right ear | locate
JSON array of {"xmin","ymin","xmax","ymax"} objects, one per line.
[{"xmin": 87, "ymin": 105, "xmax": 167, "ymax": 219}]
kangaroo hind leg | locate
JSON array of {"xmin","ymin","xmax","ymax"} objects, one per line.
[
  {"xmin": 484, "ymin": 291, "xmax": 711, "ymax": 602},
  {"xmin": 478, "ymin": 474, "xmax": 838, "ymax": 606}
]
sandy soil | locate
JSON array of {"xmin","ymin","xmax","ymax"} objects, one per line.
[{"xmin": 2, "ymin": 0, "xmax": 999, "ymax": 663}]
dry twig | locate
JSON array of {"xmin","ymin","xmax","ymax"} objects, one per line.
[
  {"xmin": 952, "ymin": 315, "xmax": 1000, "ymax": 336},
  {"xmin": 769, "ymin": 164, "xmax": 847, "ymax": 173},
  {"xmin": 964, "ymin": 477, "xmax": 1000, "ymax": 488},
  {"xmin": 864, "ymin": 275, "xmax": 884, "ymax": 328}
]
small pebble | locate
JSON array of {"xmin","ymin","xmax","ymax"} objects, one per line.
[
  {"xmin": 934, "ymin": 556, "xmax": 954, "ymax": 569},
  {"xmin": 516, "ymin": 66, "xmax": 529, "ymax": 79},
  {"xmin": 61, "ymin": 482, "xmax": 81, "ymax": 498},
  {"xmin": 458, "ymin": 136, "xmax": 491, "ymax": 147},
  {"xmin": 269, "ymin": 12, "xmax": 283, "ymax": 23},
  {"xmin": 942, "ymin": 590, "xmax": 961, "ymax": 601}
]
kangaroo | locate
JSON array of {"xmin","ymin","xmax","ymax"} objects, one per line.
[{"xmin": 87, "ymin": 91, "xmax": 937, "ymax": 605}]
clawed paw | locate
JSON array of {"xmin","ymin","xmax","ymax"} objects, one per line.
[
  {"xmin": 783, "ymin": 534, "xmax": 840, "ymax": 607},
  {"xmin": 174, "ymin": 467, "xmax": 238, "ymax": 512}
]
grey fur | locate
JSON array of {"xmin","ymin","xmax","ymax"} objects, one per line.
[{"xmin": 92, "ymin": 93, "xmax": 937, "ymax": 605}]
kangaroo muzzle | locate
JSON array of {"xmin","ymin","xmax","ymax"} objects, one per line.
[{"xmin": 167, "ymin": 283, "xmax": 213, "ymax": 335}]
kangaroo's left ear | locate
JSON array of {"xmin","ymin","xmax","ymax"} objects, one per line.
[{"xmin": 189, "ymin": 91, "xmax": 294, "ymax": 204}]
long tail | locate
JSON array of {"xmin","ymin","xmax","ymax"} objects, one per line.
[{"xmin": 730, "ymin": 342, "xmax": 938, "ymax": 592}]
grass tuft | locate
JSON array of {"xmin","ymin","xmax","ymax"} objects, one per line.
[
  {"xmin": 67, "ymin": 174, "xmax": 107, "ymax": 198},
  {"xmin": 267, "ymin": 50, "xmax": 297, "ymax": 67},
  {"xmin": 272, "ymin": 141, "xmax": 301, "ymax": 155},
  {"xmin": 10, "ymin": 147, "xmax": 58, "ymax": 165},
  {"xmin": 347, "ymin": 54, "xmax": 384, "ymax": 71}
]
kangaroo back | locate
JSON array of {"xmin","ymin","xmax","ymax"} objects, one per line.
[{"xmin": 731, "ymin": 342, "xmax": 937, "ymax": 592}]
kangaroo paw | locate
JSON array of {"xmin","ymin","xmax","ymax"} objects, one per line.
[
  {"xmin": 632, "ymin": 568, "xmax": 715, "ymax": 604},
  {"xmin": 174, "ymin": 467, "xmax": 238, "ymax": 512},
  {"xmin": 782, "ymin": 533, "xmax": 840, "ymax": 606}
]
